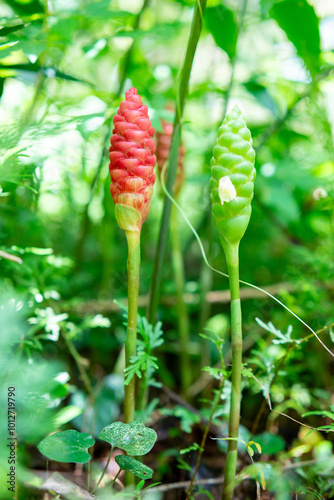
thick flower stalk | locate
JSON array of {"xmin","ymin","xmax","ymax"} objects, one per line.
[
  {"xmin": 156, "ymin": 119, "xmax": 184, "ymax": 198},
  {"xmin": 210, "ymin": 105, "xmax": 255, "ymax": 500},
  {"xmin": 109, "ymin": 87, "xmax": 156, "ymax": 233},
  {"xmin": 109, "ymin": 88, "xmax": 156, "ymax": 431}
]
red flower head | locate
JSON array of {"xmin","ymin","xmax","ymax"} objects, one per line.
[{"xmin": 109, "ymin": 87, "xmax": 156, "ymax": 232}]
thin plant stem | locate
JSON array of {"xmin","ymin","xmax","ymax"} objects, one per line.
[
  {"xmin": 61, "ymin": 328, "xmax": 97, "ymax": 451},
  {"xmin": 136, "ymin": 312, "xmax": 151, "ymax": 413},
  {"xmin": 171, "ymin": 206, "xmax": 191, "ymax": 398},
  {"xmin": 147, "ymin": 0, "xmax": 207, "ymax": 324},
  {"xmin": 93, "ymin": 446, "xmax": 114, "ymax": 492},
  {"xmin": 185, "ymin": 383, "xmax": 224, "ymax": 500},
  {"xmin": 111, "ymin": 468, "xmax": 122, "ymax": 487},
  {"xmin": 137, "ymin": 362, "xmax": 149, "ymax": 414},
  {"xmin": 124, "ymin": 230, "xmax": 141, "ymax": 424},
  {"xmin": 61, "ymin": 330, "xmax": 94, "ymax": 400},
  {"xmin": 137, "ymin": 325, "xmax": 153, "ymax": 413},
  {"xmin": 0, "ymin": 250, "xmax": 23, "ymax": 264},
  {"xmin": 222, "ymin": 243, "xmax": 242, "ymax": 500},
  {"xmin": 185, "ymin": 349, "xmax": 225, "ymax": 500},
  {"xmin": 87, "ymin": 460, "xmax": 91, "ymax": 492},
  {"xmin": 198, "ymin": 210, "xmax": 213, "ymax": 374}
]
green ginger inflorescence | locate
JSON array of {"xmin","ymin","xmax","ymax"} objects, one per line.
[{"xmin": 210, "ymin": 106, "xmax": 256, "ymax": 249}]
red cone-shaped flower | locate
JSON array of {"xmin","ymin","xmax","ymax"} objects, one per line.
[
  {"xmin": 156, "ymin": 119, "xmax": 184, "ymax": 198},
  {"xmin": 109, "ymin": 87, "xmax": 156, "ymax": 232}
]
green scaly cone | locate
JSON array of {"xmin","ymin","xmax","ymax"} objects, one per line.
[{"xmin": 210, "ymin": 106, "xmax": 256, "ymax": 257}]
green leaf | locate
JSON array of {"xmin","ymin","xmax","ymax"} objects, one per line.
[
  {"xmin": 205, "ymin": 4, "xmax": 238, "ymax": 60},
  {"xmin": 180, "ymin": 442, "xmax": 203, "ymax": 455},
  {"xmin": 81, "ymin": 0, "xmax": 132, "ymax": 20},
  {"xmin": 316, "ymin": 425, "xmax": 334, "ymax": 432},
  {"xmin": 252, "ymin": 432, "xmax": 285, "ymax": 454},
  {"xmin": 329, "ymin": 329, "xmax": 334, "ymax": 344},
  {"xmin": 247, "ymin": 440, "xmax": 262, "ymax": 455},
  {"xmin": 0, "ymin": 78, "xmax": 4, "ymax": 99},
  {"xmin": 202, "ymin": 366, "xmax": 224, "ymax": 380},
  {"xmin": 0, "ymin": 63, "xmax": 93, "ymax": 85},
  {"xmin": 0, "ymin": 23, "xmax": 25, "ymax": 37},
  {"xmin": 177, "ymin": 457, "xmax": 192, "ymax": 472},
  {"xmin": 241, "ymin": 364, "xmax": 254, "ymax": 378},
  {"xmin": 269, "ymin": 0, "xmax": 320, "ymax": 76},
  {"xmin": 98, "ymin": 421, "xmax": 157, "ymax": 456},
  {"xmin": 303, "ymin": 410, "xmax": 334, "ymax": 420},
  {"xmin": 5, "ymin": 0, "xmax": 44, "ymax": 16},
  {"xmin": 0, "ymin": 41, "xmax": 19, "ymax": 52},
  {"xmin": 38, "ymin": 430, "xmax": 94, "ymax": 463},
  {"xmin": 19, "ymin": 246, "xmax": 53, "ymax": 255},
  {"xmin": 255, "ymin": 318, "xmax": 298, "ymax": 344},
  {"xmin": 160, "ymin": 406, "xmax": 201, "ymax": 433},
  {"xmin": 243, "ymin": 80, "xmax": 278, "ymax": 115},
  {"xmin": 53, "ymin": 405, "xmax": 83, "ymax": 427},
  {"xmin": 136, "ymin": 479, "xmax": 145, "ymax": 491},
  {"xmin": 197, "ymin": 486, "xmax": 215, "ymax": 500},
  {"xmin": 115, "ymin": 455, "xmax": 154, "ymax": 480}
]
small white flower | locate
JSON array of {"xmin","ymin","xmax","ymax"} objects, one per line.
[
  {"xmin": 218, "ymin": 177, "xmax": 237, "ymax": 205},
  {"xmin": 313, "ymin": 187, "xmax": 327, "ymax": 200}
]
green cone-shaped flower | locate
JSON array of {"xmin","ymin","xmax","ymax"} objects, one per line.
[{"xmin": 210, "ymin": 106, "xmax": 256, "ymax": 251}]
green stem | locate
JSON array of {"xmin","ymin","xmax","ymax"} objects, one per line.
[
  {"xmin": 87, "ymin": 460, "xmax": 91, "ymax": 492},
  {"xmin": 61, "ymin": 329, "xmax": 97, "ymax": 437},
  {"xmin": 111, "ymin": 468, "xmax": 122, "ymax": 487},
  {"xmin": 124, "ymin": 230, "xmax": 141, "ymax": 425},
  {"xmin": 147, "ymin": 0, "xmax": 207, "ymax": 324},
  {"xmin": 93, "ymin": 446, "xmax": 114, "ymax": 492},
  {"xmin": 137, "ymin": 367, "xmax": 149, "ymax": 414},
  {"xmin": 61, "ymin": 330, "xmax": 94, "ymax": 400},
  {"xmin": 171, "ymin": 206, "xmax": 191, "ymax": 398},
  {"xmin": 198, "ymin": 210, "xmax": 213, "ymax": 374},
  {"xmin": 185, "ymin": 377, "xmax": 224, "ymax": 500},
  {"xmin": 222, "ymin": 242, "xmax": 242, "ymax": 500}
]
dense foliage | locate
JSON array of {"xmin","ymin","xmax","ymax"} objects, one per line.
[{"xmin": 0, "ymin": 0, "xmax": 333, "ymax": 498}]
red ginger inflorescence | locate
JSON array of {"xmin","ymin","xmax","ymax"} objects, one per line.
[
  {"xmin": 156, "ymin": 119, "xmax": 184, "ymax": 198},
  {"xmin": 109, "ymin": 87, "xmax": 156, "ymax": 232}
]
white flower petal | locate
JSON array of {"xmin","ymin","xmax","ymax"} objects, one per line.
[{"xmin": 218, "ymin": 177, "xmax": 237, "ymax": 205}]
